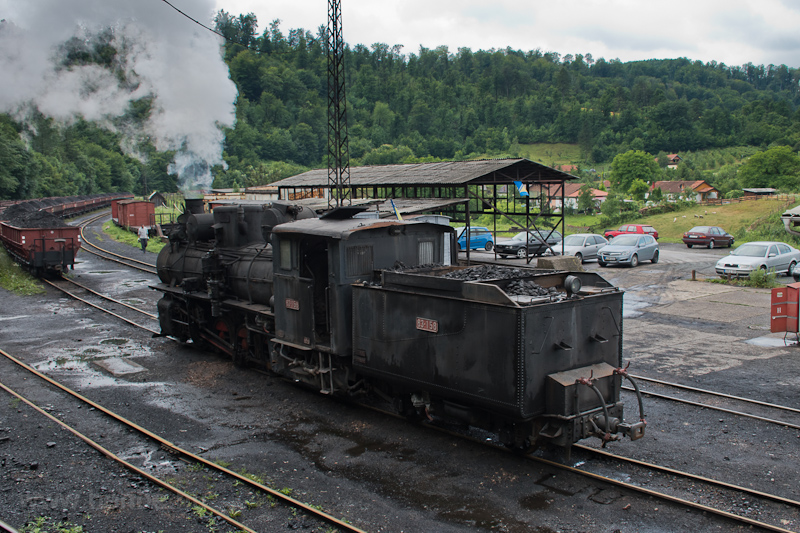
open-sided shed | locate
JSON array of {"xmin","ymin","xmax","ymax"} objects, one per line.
[{"xmin": 272, "ymin": 158, "xmax": 577, "ymax": 262}]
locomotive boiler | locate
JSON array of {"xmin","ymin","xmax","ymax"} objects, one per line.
[{"xmin": 154, "ymin": 201, "xmax": 646, "ymax": 450}]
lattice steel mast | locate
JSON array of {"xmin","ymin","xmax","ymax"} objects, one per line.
[{"xmin": 327, "ymin": 0, "xmax": 351, "ymax": 208}]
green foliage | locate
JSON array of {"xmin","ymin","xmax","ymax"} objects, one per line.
[
  {"xmin": 102, "ymin": 221, "xmax": 166, "ymax": 254},
  {"xmin": 745, "ymin": 268, "xmax": 781, "ymax": 288},
  {"xmin": 738, "ymin": 145, "xmax": 800, "ymax": 190},
  {"xmin": 628, "ymin": 178, "xmax": 650, "ymax": 201},
  {"xmin": 577, "ymin": 183, "xmax": 595, "ymax": 212},
  {"xmin": 709, "ymin": 268, "xmax": 781, "ymax": 288},
  {"xmin": 0, "ymin": 112, "xmax": 158, "ymax": 199},
  {"xmin": 649, "ymin": 187, "xmax": 664, "ymax": 203},
  {"xmin": 610, "ymin": 150, "xmax": 660, "ymax": 192},
  {"xmin": 0, "ymin": 249, "xmax": 45, "ymax": 295},
  {"xmin": 21, "ymin": 516, "xmax": 84, "ymax": 533},
  {"xmin": 7, "ymin": 14, "xmax": 800, "ymax": 201}
]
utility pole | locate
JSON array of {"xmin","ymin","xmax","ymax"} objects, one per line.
[{"xmin": 326, "ymin": 0, "xmax": 351, "ymax": 208}]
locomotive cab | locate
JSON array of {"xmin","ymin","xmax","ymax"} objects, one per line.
[{"xmin": 271, "ymin": 216, "xmax": 454, "ymax": 357}]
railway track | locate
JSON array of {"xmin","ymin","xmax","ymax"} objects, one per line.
[
  {"xmin": 386, "ymin": 405, "xmax": 799, "ymax": 533},
  {"xmin": 0, "ymin": 346, "xmax": 368, "ymax": 533},
  {"xmin": 42, "ymin": 277, "xmax": 160, "ymax": 335},
  {"xmin": 625, "ymin": 374, "xmax": 800, "ymax": 431},
  {"xmin": 75, "ymin": 211, "xmax": 158, "ymax": 274},
  {"xmin": 24, "ymin": 223, "xmax": 800, "ymax": 531}
]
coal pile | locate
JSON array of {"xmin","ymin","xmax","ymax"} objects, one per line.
[
  {"xmin": 442, "ymin": 265, "xmax": 562, "ymax": 298},
  {"xmin": 1, "ymin": 204, "xmax": 67, "ymax": 228},
  {"xmin": 1, "ymin": 202, "xmax": 36, "ymax": 221},
  {"xmin": 504, "ymin": 279, "xmax": 559, "ymax": 297},
  {"xmin": 442, "ymin": 265, "xmax": 534, "ymax": 281}
]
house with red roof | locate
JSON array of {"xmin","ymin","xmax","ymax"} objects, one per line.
[
  {"xmin": 550, "ymin": 182, "xmax": 608, "ymax": 211},
  {"xmin": 665, "ymin": 154, "xmax": 682, "ymax": 169},
  {"xmin": 650, "ymin": 180, "xmax": 719, "ymax": 202}
]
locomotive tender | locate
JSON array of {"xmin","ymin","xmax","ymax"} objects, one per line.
[{"xmin": 155, "ymin": 201, "xmax": 645, "ymax": 449}]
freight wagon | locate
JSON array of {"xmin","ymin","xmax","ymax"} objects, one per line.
[{"xmin": 0, "ymin": 222, "xmax": 82, "ymax": 276}]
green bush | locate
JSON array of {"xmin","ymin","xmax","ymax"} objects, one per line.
[{"xmin": 745, "ymin": 268, "xmax": 781, "ymax": 288}]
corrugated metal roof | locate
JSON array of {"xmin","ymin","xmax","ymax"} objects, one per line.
[{"xmin": 273, "ymin": 159, "xmax": 576, "ymax": 188}]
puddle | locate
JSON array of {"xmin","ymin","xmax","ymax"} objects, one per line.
[
  {"xmin": 0, "ymin": 315, "xmax": 31, "ymax": 321},
  {"xmin": 744, "ymin": 335, "xmax": 799, "ymax": 348},
  {"xmin": 34, "ymin": 340, "xmax": 153, "ymax": 381},
  {"xmin": 118, "ymin": 445, "xmax": 178, "ymax": 475},
  {"xmin": 101, "ymin": 338, "xmax": 130, "ymax": 346},
  {"xmin": 93, "ymin": 357, "xmax": 146, "ymax": 376},
  {"xmin": 519, "ymin": 491, "xmax": 551, "ymax": 510},
  {"xmin": 623, "ymin": 294, "xmax": 652, "ymax": 318}
]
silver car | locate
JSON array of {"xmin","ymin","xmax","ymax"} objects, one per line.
[
  {"xmin": 715, "ymin": 241, "xmax": 800, "ymax": 277},
  {"xmin": 598, "ymin": 234, "xmax": 659, "ymax": 267},
  {"xmin": 561, "ymin": 233, "xmax": 608, "ymax": 262}
]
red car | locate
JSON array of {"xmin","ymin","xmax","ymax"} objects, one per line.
[
  {"xmin": 604, "ymin": 224, "xmax": 659, "ymax": 240},
  {"xmin": 682, "ymin": 225, "xmax": 734, "ymax": 248}
]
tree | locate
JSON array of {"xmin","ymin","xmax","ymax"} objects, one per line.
[
  {"xmin": 738, "ymin": 146, "xmax": 800, "ymax": 190},
  {"xmin": 609, "ymin": 150, "xmax": 660, "ymax": 193},
  {"xmin": 649, "ymin": 187, "xmax": 664, "ymax": 203},
  {"xmin": 628, "ymin": 178, "xmax": 650, "ymax": 201},
  {"xmin": 577, "ymin": 183, "xmax": 595, "ymax": 213},
  {"xmin": 601, "ymin": 192, "xmax": 622, "ymax": 215}
]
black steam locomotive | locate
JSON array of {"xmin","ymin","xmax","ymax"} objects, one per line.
[{"xmin": 154, "ymin": 201, "xmax": 645, "ymax": 449}]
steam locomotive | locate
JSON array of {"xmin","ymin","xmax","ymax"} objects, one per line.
[{"xmin": 154, "ymin": 201, "xmax": 645, "ymax": 450}]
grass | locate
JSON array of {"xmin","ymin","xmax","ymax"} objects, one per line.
[
  {"xmin": 102, "ymin": 221, "xmax": 166, "ymax": 254},
  {"xmin": 707, "ymin": 268, "xmax": 783, "ymax": 288},
  {"xmin": 518, "ymin": 143, "xmax": 592, "ymax": 169},
  {"xmin": 462, "ymin": 198, "xmax": 800, "ymax": 250},
  {"xmin": 0, "ymin": 248, "xmax": 45, "ymax": 295},
  {"xmin": 618, "ymin": 198, "xmax": 798, "ymax": 244},
  {"xmin": 21, "ymin": 517, "xmax": 84, "ymax": 533}
]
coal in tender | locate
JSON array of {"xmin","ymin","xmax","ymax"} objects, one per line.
[
  {"xmin": 442, "ymin": 264, "xmax": 533, "ymax": 281},
  {"xmin": 504, "ymin": 278, "xmax": 559, "ymax": 297}
]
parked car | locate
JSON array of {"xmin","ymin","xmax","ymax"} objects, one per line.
[
  {"xmin": 715, "ymin": 241, "xmax": 800, "ymax": 278},
  {"xmin": 603, "ymin": 224, "xmax": 659, "ymax": 240},
  {"xmin": 561, "ymin": 233, "xmax": 608, "ymax": 262},
  {"xmin": 598, "ymin": 234, "xmax": 659, "ymax": 267},
  {"xmin": 496, "ymin": 229, "xmax": 562, "ymax": 258},
  {"xmin": 455, "ymin": 226, "xmax": 494, "ymax": 251},
  {"xmin": 682, "ymin": 226, "xmax": 734, "ymax": 248}
]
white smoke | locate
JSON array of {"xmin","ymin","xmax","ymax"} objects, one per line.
[{"xmin": 0, "ymin": 0, "xmax": 238, "ymax": 192}]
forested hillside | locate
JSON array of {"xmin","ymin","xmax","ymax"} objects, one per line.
[{"xmin": 2, "ymin": 11, "xmax": 800, "ymax": 199}]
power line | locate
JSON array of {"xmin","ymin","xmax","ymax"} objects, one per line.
[
  {"xmin": 159, "ymin": 0, "xmax": 311, "ymax": 56},
  {"xmin": 160, "ymin": 0, "xmax": 227, "ymax": 40}
]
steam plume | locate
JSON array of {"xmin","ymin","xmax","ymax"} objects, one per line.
[{"xmin": 0, "ymin": 0, "xmax": 237, "ymax": 192}]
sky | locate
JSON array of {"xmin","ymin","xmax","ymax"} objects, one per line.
[{"xmin": 211, "ymin": 0, "xmax": 800, "ymax": 68}]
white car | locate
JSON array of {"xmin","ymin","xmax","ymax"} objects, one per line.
[
  {"xmin": 561, "ymin": 233, "xmax": 608, "ymax": 262},
  {"xmin": 715, "ymin": 241, "xmax": 800, "ymax": 278}
]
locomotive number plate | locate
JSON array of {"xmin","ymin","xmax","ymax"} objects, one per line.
[
  {"xmin": 416, "ymin": 317, "xmax": 438, "ymax": 333},
  {"xmin": 285, "ymin": 298, "xmax": 300, "ymax": 311}
]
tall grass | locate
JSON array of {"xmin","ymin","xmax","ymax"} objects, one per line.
[{"xmin": 0, "ymin": 249, "xmax": 45, "ymax": 295}]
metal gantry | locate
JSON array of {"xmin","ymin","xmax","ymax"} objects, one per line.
[{"xmin": 326, "ymin": 0, "xmax": 351, "ymax": 208}]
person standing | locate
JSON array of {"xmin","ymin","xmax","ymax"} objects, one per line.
[{"xmin": 138, "ymin": 225, "xmax": 150, "ymax": 254}]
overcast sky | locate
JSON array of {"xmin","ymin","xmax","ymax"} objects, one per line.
[{"xmin": 208, "ymin": 0, "xmax": 800, "ymax": 68}]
